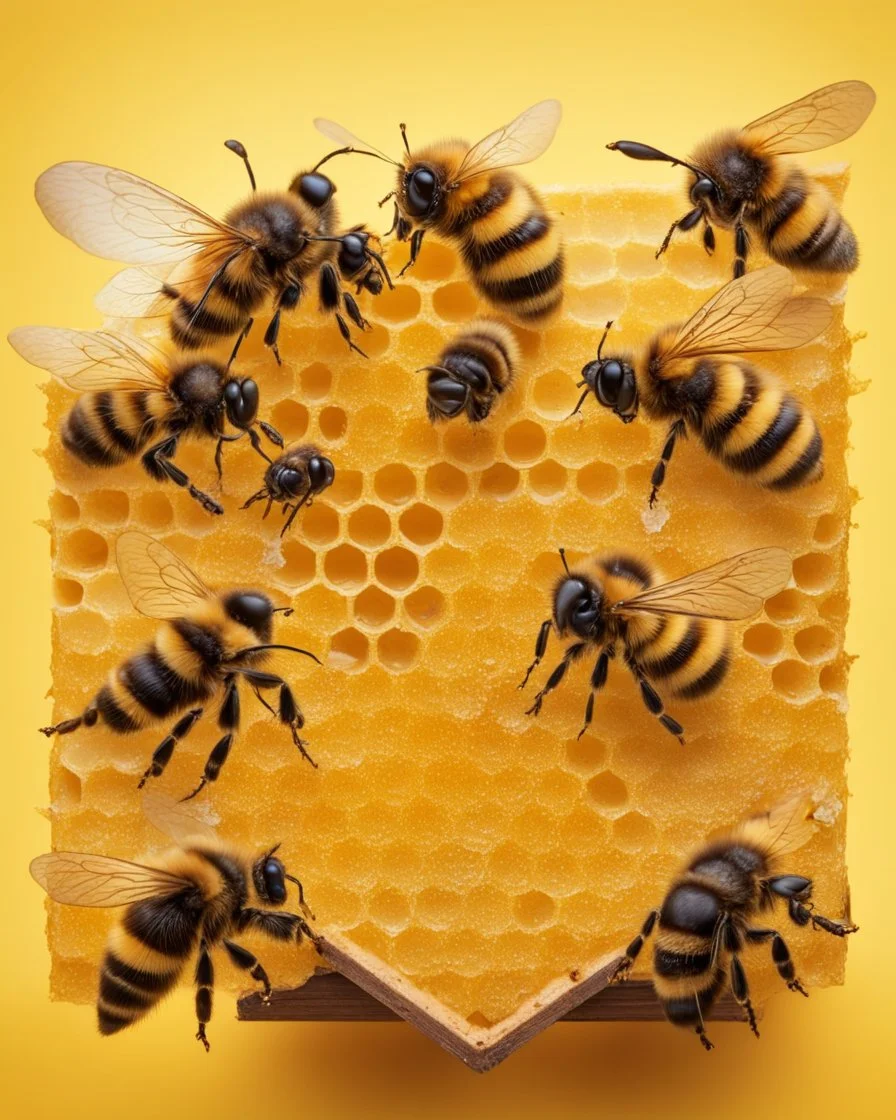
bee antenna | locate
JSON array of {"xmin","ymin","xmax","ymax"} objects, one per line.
[
  {"xmin": 399, "ymin": 122, "xmax": 411, "ymax": 157},
  {"xmin": 597, "ymin": 320, "xmax": 613, "ymax": 360},
  {"xmin": 272, "ymin": 606, "xmax": 294, "ymax": 616},
  {"xmin": 568, "ymin": 386, "xmax": 591, "ymax": 419},
  {"xmin": 559, "ymin": 548, "xmax": 571, "ymax": 575},
  {"xmin": 225, "ymin": 139, "xmax": 257, "ymax": 192},
  {"xmin": 228, "ymin": 644, "xmax": 322, "ymax": 665},
  {"xmin": 313, "ymin": 147, "xmax": 400, "ymax": 173}
]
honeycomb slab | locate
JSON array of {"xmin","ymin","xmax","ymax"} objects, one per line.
[{"xmin": 38, "ymin": 178, "xmax": 855, "ymax": 1037}]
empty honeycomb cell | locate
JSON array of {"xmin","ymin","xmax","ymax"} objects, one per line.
[
  {"xmin": 348, "ymin": 505, "xmax": 392, "ymax": 549},
  {"xmin": 504, "ymin": 420, "xmax": 547, "ymax": 466},
  {"xmin": 793, "ymin": 552, "xmax": 836, "ymax": 594},
  {"xmin": 432, "ymin": 281, "xmax": 479, "ymax": 322},
  {"xmin": 134, "ymin": 491, "xmax": 173, "ymax": 529},
  {"xmin": 377, "ymin": 629, "xmax": 420, "ymax": 671},
  {"xmin": 565, "ymin": 241, "xmax": 614, "ymax": 282},
  {"xmin": 323, "ymin": 544, "xmax": 367, "ymax": 590},
  {"xmin": 577, "ymin": 461, "xmax": 621, "ymax": 503},
  {"xmin": 794, "ymin": 626, "xmax": 838, "ymax": 664},
  {"xmin": 59, "ymin": 528, "xmax": 108, "ymax": 572},
  {"xmin": 513, "ymin": 891, "xmax": 556, "ymax": 929},
  {"xmin": 278, "ymin": 540, "xmax": 316, "ymax": 587},
  {"xmin": 374, "ymin": 547, "xmax": 419, "ymax": 592},
  {"xmin": 374, "ymin": 463, "xmax": 416, "ymax": 505},
  {"xmin": 368, "ymin": 888, "xmax": 411, "ymax": 931},
  {"xmin": 300, "ymin": 362, "xmax": 333, "ymax": 401},
  {"xmin": 743, "ymin": 623, "xmax": 785, "ymax": 663},
  {"xmin": 319, "ymin": 405, "xmax": 348, "ymax": 441},
  {"xmin": 819, "ymin": 661, "xmax": 849, "ymax": 698},
  {"xmin": 772, "ymin": 660, "xmax": 820, "ymax": 703},
  {"xmin": 528, "ymin": 459, "xmax": 567, "ymax": 500},
  {"xmin": 586, "ymin": 771, "xmax": 629, "ymax": 811},
  {"xmin": 49, "ymin": 491, "xmax": 79, "ymax": 524},
  {"xmin": 410, "ymin": 241, "xmax": 457, "ymax": 282},
  {"xmin": 270, "ymin": 399, "xmax": 309, "ymax": 440},
  {"xmin": 53, "ymin": 577, "xmax": 83, "ymax": 608},
  {"xmin": 353, "ymin": 586, "xmax": 395, "ymax": 629},
  {"xmin": 765, "ymin": 588, "xmax": 806, "ymax": 624},
  {"xmin": 300, "ymin": 502, "xmax": 340, "ymax": 546},
  {"xmin": 399, "ymin": 503, "xmax": 444, "ymax": 547},
  {"xmin": 52, "ymin": 767, "xmax": 82, "ymax": 811},
  {"xmin": 328, "ymin": 469, "xmax": 364, "ymax": 507},
  {"xmin": 479, "ymin": 462, "xmax": 520, "ymax": 500},
  {"xmin": 532, "ymin": 369, "xmax": 581, "ymax": 420},
  {"xmin": 82, "ymin": 489, "xmax": 129, "ymax": 525},
  {"xmin": 404, "ymin": 585, "xmax": 445, "ymax": 629},
  {"xmin": 329, "ymin": 627, "xmax": 369, "ymax": 671},
  {"xmin": 564, "ymin": 737, "xmax": 608, "ymax": 773},
  {"xmin": 615, "ymin": 241, "xmax": 664, "ymax": 280},
  {"xmin": 425, "ymin": 462, "xmax": 468, "ymax": 506},
  {"xmin": 566, "ymin": 281, "xmax": 627, "ymax": 325},
  {"xmin": 57, "ymin": 609, "xmax": 111, "ymax": 655},
  {"xmin": 613, "ymin": 812, "xmax": 656, "ymax": 853},
  {"xmin": 374, "ymin": 284, "xmax": 422, "ymax": 323},
  {"xmin": 442, "ymin": 424, "xmax": 498, "ymax": 470},
  {"xmin": 814, "ymin": 513, "xmax": 844, "ymax": 546}
]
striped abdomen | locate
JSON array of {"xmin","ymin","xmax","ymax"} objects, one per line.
[
  {"xmin": 690, "ymin": 358, "xmax": 823, "ymax": 490},
  {"xmin": 164, "ymin": 251, "xmax": 266, "ymax": 350},
  {"xmin": 61, "ymin": 391, "xmax": 168, "ymax": 467},
  {"xmin": 652, "ymin": 880, "xmax": 727, "ymax": 1028},
  {"xmin": 448, "ymin": 173, "xmax": 564, "ymax": 322},
  {"xmin": 427, "ymin": 318, "xmax": 518, "ymax": 423},
  {"xmin": 629, "ymin": 613, "xmax": 730, "ymax": 700},
  {"xmin": 755, "ymin": 165, "xmax": 858, "ymax": 273}
]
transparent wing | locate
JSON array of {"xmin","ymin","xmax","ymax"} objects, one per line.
[
  {"xmin": 95, "ymin": 266, "xmax": 171, "ymax": 319},
  {"xmin": 613, "ymin": 548, "xmax": 792, "ymax": 621},
  {"xmin": 116, "ymin": 530, "xmax": 212, "ymax": 619},
  {"xmin": 743, "ymin": 80, "xmax": 876, "ymax": 156},
  {"xmin": 659, "ymin": 266, "xmax": 832, "ymax": 362},
  {"xmin": 35, "ymin": 161, "xmax": 251, "ymax": 265},
  {"xmin": 8, "ymin": 326, "xmax": 169, "ymax": 392},
  {"xmin": 455, "ymin": 100, "xmax": 562, "ymax": 183},
  {"xmin": 30, "ymin": 852, "xmax": 191, "ymax": 908},
  {"xmin": 735, "ymin": 792, "xmax": 818, "ymax": 860},
  {"xmin": 313, "ymin": 119, "xmax": 400, "ymax": 164},
  {"xmin": 142, "ymin": 789, "xmax": 219, "ymax": 846}
]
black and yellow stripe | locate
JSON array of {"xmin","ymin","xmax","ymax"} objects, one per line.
[
  {"xmin": 630, "ymin": 614, "xmax": 731, "ymax": 700},
  {"xmin": 426, "ymin": 318, "xmax": 519, "ymax": 423},
  {"xmin": 757, "ymin": 166, "xmax": 859, "ymax": 273},
  {"xmin": 61, "ymin": 391, "xmax": 167, "ymax": 467}
]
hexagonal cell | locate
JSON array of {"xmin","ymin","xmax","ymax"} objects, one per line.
[
  {"xmin": 794, "ymin": 626, "xmax": 838, "ymax": 664},
  {"xmin": 532, "ymin": 369, "xmax": 580, "ymax": 419},
  {"xmin": 354, "ymin": 586, "xmax": 395, "ymax": 628},
  {"xmin": 404, "ymin": 585, "xmax": 445, "ymax": 629},
  {"xmin": 319, "ymin": 405, "xmax": 348, "ymax": 441},
  {"xmin": 134, "ymin": 492, "xmax": 173, "ymax": 529},
  {"xmin": 377, "ymin": 629, "xmax": 420, "ymax": 671},
  {"xmin": 279, "ymin": 540, "xmax": 316, "ymax": 587},
  {"xmin": 328, "ymin": 627, "xmax": 369, "ymax": 671},
  {"xmin": 368, "ymin": 888, "xmax": 411, "ymax": 930},
  {"xmin": 328, "ymin": 469, "xmax": 364, "ymax": 507},
  {"xmin": 613, "ymin": 811, "xmax": 656, "ymax": 852},
  {"xmin": 480, "ymin": 462, "xmax": 520, "ymax": 500},
  {"xmin": 82, "ymin": 489, "xmax": 129, "ymax": 525},
  {"xmin": 432, "ymin": 281, "xmax": 478, "ymax": 321},
  {"xmin": 411, "ymin": 241, "xmax": 457, "ymax": 281},
  {"xmin": 270, "ymin": 399, "xmax": 309, "ymax": 440},
  {"xmin": 771, "ymin": 660, "xmax": 819, "ymax": 703},
  {"xmin": 374, "ymin": 463, "xmax": 416, "ymax": 505},
  {"xmin": 300, "ymin": 503, "xmax": 340, "ymax": 546},
  {"xmin": 323, "ymin": 544, "xmax": 367, "ymax": 590},
  {"xmin": 399, "ymin": 503, "xmax": 444, "ymax": 547},
  {"xmin": 300, "ymin": 362, "xmax": 333, "ymax": 400},
  {"xmin": 374, "ymin": 284, "xmax": 422, "ymax": 323},
  {"xmin": 586, "ymin": 771, "xmax": 628, "ymax": 810},
  {"xmin": 565, "ymin": 737, "xmax": 608, "ymax": 773},
  {"xmin": 49, "ymin": 492, "xmax": 80, "ymax": 524},
  {"xmin": 765, "ymin": 588, "xmax": 805, "ymax": 623},
  {"xmin": 348, "ymin": 505, "xmax": 392, "ymax": 549},
  {"xmin": 813, "ymin": 513, "xmax": 843, "ymax": 546},
  {"xmin": 53, "ymin": 577, "xmax": 83, "ymax": 608},
  {"xmin": 792, "ymin": 552, "xmax": 835, "ymax": 594},
  {"xmin": 513, "ymin": 890, "xmax": 556, "ymax": 929},
  {"xmin": 375, "ymin": 547, "xmax": 419, "ymax": 591},
  {"xmin": 577, "ymin": 462, "xmax": 620, "ymax": 503},
  {"xmin": 58, "ymin": 528, "xmax": 108, "ymax": 572},
  {"xmin": 742, "ymin": 623, "xmax": 784, "ymax": 663},
  {"xmin": 528, "ymin": 459, "xmax": 567, "ymax": 500},
  {"xmin": 442, "ymin": 424, "xmax": 498, "ymax": 470},
  {"xmin": 504, "ymin": 419, "xmax": 546, "ymax": 466},
  {"xmin": 425, "ymin": 462, "xmax": 468, "ymax": 507}
]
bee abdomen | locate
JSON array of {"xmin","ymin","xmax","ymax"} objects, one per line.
[
  {"xmin": 167, "ymin": 282, "xmax": 255, "ymax": 349},
  {"xmin": 98, "ymin": 950, "xmax": 181, "ymax": 1035},
  {"xmin": 636, "ymin": 617, "xmax": 731, "ymax": 700},
  {"xmin": 61, "ymin": 392, "xmax": 157, "ymax": 467},
  {"xmin": 760, "ymin": 171, "xmax": 858, "ymax": 273}
]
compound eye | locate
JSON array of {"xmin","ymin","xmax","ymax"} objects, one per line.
[
  {"xmin": 224, "ymin": 378, "xmax": 259, "ymax": 425},
  {"xmin": 691, "ymin": 176, "xmax": 717, "ymax": 202},
  {"xmin": 596, "ymin": 360, "xmax": 623, "ymax": 407},
  {"xmin": 616, "ymin": 371, "xmax": 637, "ymax": 414},
  {"xmin": 263, "ymin": 859, "xmax": 287, "ymax": 904},
  {"xmin": 227, "ymin": 592, "xmax": 272, "ymax": 632},
  {"xmin": 307, "ymin": 456, "xmax": 335, "ymax": 491},
  {"xmin": 342, "ymin": 233, "xmax": 365, "ymax": 257},
  {"xmin": 297, "ymin": 172, "xmax": 335, "ymax": 207},
  {"xmin": 277, "ymin": 467, "xmax": 303, "ymax": 496},
  {"xmin": 406, "ymin": 168, "xmax": 436, "ymax": 216}
]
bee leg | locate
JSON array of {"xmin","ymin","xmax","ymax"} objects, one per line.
[
  {"xmin": 648, "ymin": 419, "xmax": 687, "ymax": 507},
  {"xmin": 624, "ymin": 656, "xmax": 685, "ymax": 743},
  {"xmin": 142, "ymin": 436, "xmax": 224, "ymax": 516},
  {"xmin": 214, "ymin": 432, "xmax": 244, "ymax": 480},
  {"xmin": 745, "ymin": 927, "xmax": 808, "ymax": 997},
  {"xmin": 729, "ymin": 951, "xmax": 760, "ymax": 1037},
  {"xmin": 237, "ymin": 908, "xmax": 319, "ymax": 947},
  {"xmin": 342, "ymin": 291, "xmax": 369, "ymax": 331},
  {"xmin": 398, "ymin": 229, "xmax": 425, "ymax": 278},
  {"xmin": 257, "ymin": 420, "xmax": 284, "ymax": 448},
  {"xmin": 264, "ymin": 285, "xmax": 302, "ymax": 365},
  {"xmin": 319, "ymin": 262, "xmax": 368, "ymax": 357},
  {"xmin": 656, "ymin": 207, "xmax": 703, "ymax": 259},
  {"xmin": 137, "ymin": 707, "xmax": 204, "ymax": 789},
  {"xmin": 194, "ymin": 939, "xmax": 214, "ymax": 1052},
  {"xmin": 766, "ymin": 874, "xmax": 859, "ymax": 937},
  {"xmin": 518, "ymin": 618, "xmax": 553, "ymax": 689},
  {"xmin": 180, "ymin": 676, "xmax": 239, "ymax": 801},
  {"xmin": 239, "ymin": 668, "xmax": 318, "ymax": 768},
  {"xmin": 615, "ymin": 908, "xmax": 659, "ymax": 981},
  {"xmin": 39, "ymin": 703, "xmax": 98, "ymax": 737},
  {"xmin": 524, "ymin": 641, "xmax": 587, "ymax": 717},
  {"xmin": 733, "ymin": 208, "xmax": 749, "ymax": 278},
  {"xmin": 702, "ymin": 218, "xmax": 715, "ymax": 255},
  {"xmin": 576, "ymin": 646, "xmax": 613, "ymax": 740},
  {"xmin": 222, "ymin": 939, "xmax": 272, "ymax": 1003},
  {"xmin": 225, "ymin": 317, "xmax": 254, "ymax": 373}
]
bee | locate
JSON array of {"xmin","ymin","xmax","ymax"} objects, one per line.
[
  {"xmin": 570, "ymin": 266, "xmax": 832, "ymax": 507},
  {"xmin": 520, "ymin": 547, "xmax": 791, "ymax": 742},
  {"xmin": 608, "ymin": 80, "xmax": 875, "ymax": 277},
  {"xmin": 30, "ymin": 791, "xmax": 318, "ymax": 1049},
  {"xmin": 242, "ymin": 444, "xmax": 336, "ymax": 536},
  {"xmin": 8, "ymin": 326, "xmax": 282, "ymax": 516},
  {"xmin": 35, "ymin": 139, "xmax": 391, "ymax": 362},
  {"xmin": 421, "ymin": 318, "xmax": 519, "ymax": 423},
  {"xmin": 40, "ymin": 531, "xmax": 320, "ymax": 798},
  {"xmin": 314, "ymin": 101, "xmax": 565, "ymax": 323},
  {"xmin": 616, "ymin": 794, "xmax": 857, "ymax": 1050}
]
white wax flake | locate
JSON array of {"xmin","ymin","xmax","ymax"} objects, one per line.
[
  {"xmin": 641, "ymin": 501, "xmax": 669, "ymax": 534},
  {"xmin": 812, "ymin": 797, "xmax": 843, "ymax": 827}
]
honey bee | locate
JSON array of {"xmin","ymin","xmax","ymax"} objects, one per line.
[
  {"xmin": 616, "ymin": 794, "xmax": 857, "ymax": 1050},
  {"xmin": 30, "ymin": 791, "xmax": 317, "ymax": 1049},
  {"xmin": 608, "ymin": 80, "xmax": 875, "ymax": 277},
  {"xmin": 571, "ymin": 266, "xmax": 832, "ymax": 507},
  {"xmin": 421, "ymin": 318, "xmax": 519, "ymax": 423},
  {"xmin": 520, "ymin": 547, "xmax": 791, "ymax": 742},
  {"xmin": 8, "ymin": 326, "xmax": 282, "ymax": 516},
  {"xmin": 242, "ymin": 444, "xmax": 336, "ymax": 535},
  {"xmin": 314, "ymin": 101, "xmax": 564, "ymax": 323},
  {"xmin": 40, "ymin": 531, "xmax": 320, "ymax": 798},
  {"xmin": 35, "ymin": 140, "xmax": 391, "ymax": 362}
]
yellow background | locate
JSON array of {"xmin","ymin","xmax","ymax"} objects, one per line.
[{"xmin": 1, "ymin": 1, "xmax": 892, "ymax": 1116}]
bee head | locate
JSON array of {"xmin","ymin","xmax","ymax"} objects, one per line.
[
  {"xmin": 290, "ymin": 170, "xmax": 336, "ymax": 209},
  {"xmin": 253, "ymin": 846, "xmax": 288, "ymax": 906},
  {"xmin": 581, "ymin": 356, "xmax": 638, "ymax": 422},
  {"xmin": 223, "ymin": 377, "xmax": 259, "ymax": 429},
  {"xmin": 425, "ymin": 368, "xmax": 468, "ymax": 420},
  {"xmin": 553, "ymin": 575, "xmax": 604, "ymax": 641},
  {"xmin": 403, "ymin": 163, "xmax": 441, "ymax": 220},
  {"xmin": 223, "ymin": 590, "xmax": 274, "ymax": 640}
]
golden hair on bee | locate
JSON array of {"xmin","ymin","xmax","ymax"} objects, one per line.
[
  {"xmin": 422, "ymin": 318, "xmax": 519, "ymax": 423},
  {"xmin": 314, "ymin": 101, "xmax": 564, "ymax": 323},
  {"xmin": 608, "ymin": 80, "xmax": 875, "ymax": 277}
]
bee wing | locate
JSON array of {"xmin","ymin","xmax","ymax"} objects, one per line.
[
  {"xmin": 8, "ymin": 326, "xmax": 169, "ymax": 392},
  {"xmin": 35, "ymin": 161, "xmax": 253, "ymax": 265},
  {"xmin": 734, "ymin": 792, "xmax": 819, "ymax": 860},
  {"xmin": 313, "ymin": 119, "xmax": 400, "ymax": 165},
  {"xmin": 116, "ymin": 530, "xmax": 212, "ymax": 620},
  {"xmin": 743, "ymin": 80, "xmax": 876, "ymax": 156},
  {"xmin": 142, "ymin": 789, "xmax": 219, "ymax": 846},
  {"xmin": 95, "ymin": 266, "xmax": 171, "ymax": 319},
  {"xmin": 658, "ymin": 266, "xmax": 832, "ymax": 362},
  {"xmin": 454, "ymin": 100, "xmax": 562, "ymax": 183},
  {"xmin": 30, "ymin": 852, "xmax": 191, "ymax": 907},
  {"xmin": 612, "ymin": 548, "xmax": 792, "ymax": 622}
]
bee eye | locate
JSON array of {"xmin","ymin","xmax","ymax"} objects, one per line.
[
  {"xmin": 406, "ymin": 168, "xmax": 436, "ymax": 216},
  {"xmin": 307, "ymin": 456, "xmax": 335, "ymax": 491},
  {"xmin": 296, "ymin": 172, "xmax": 335, "ymax": 208},
  {"xmin": 596, "ymin": 361, "xmax": 623, "ymax": 406},
  {"xmin": 225, "ymin": 592, "xmax": 272, "ymax": 632},
  {"xmin": 224, "ymin": 379, "xmax": 259, "ymax": 426},
  {"xmin": 691, "ymin": 176, "xmax": 717, "ymax": 203},
  {"xmin": 263, "ymin": 859, "xmax": 286, "ymax": 903}
]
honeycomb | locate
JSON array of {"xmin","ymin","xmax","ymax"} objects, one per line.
[{"xmin": 38, "ymin": 175, "xmax": 856, "ymax": 1031}]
